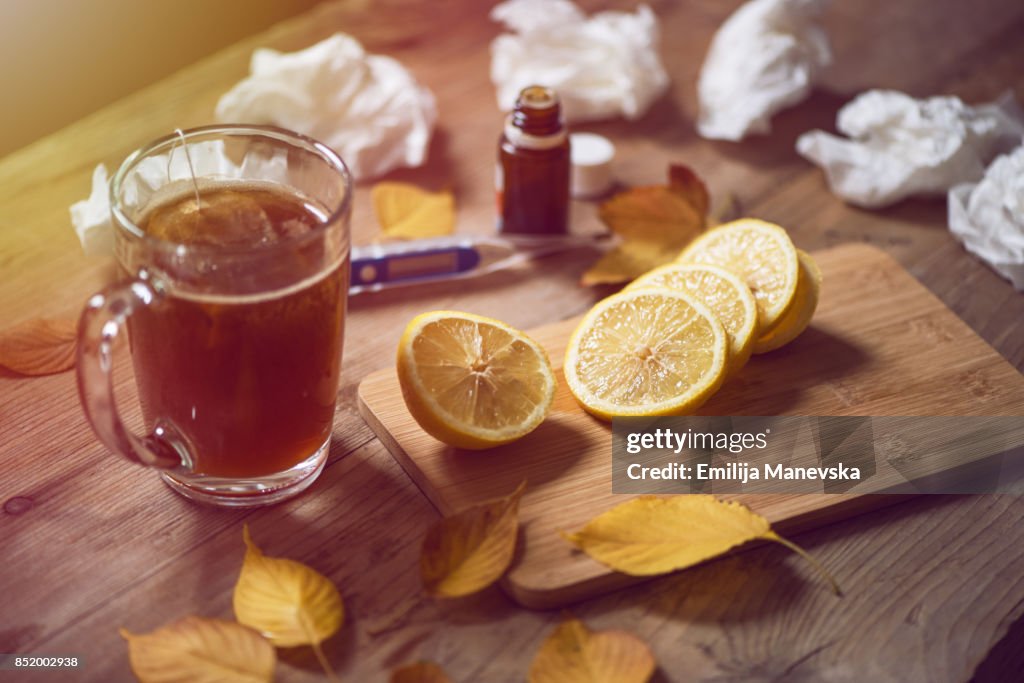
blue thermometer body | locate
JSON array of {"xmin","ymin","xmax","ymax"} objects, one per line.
[
  {"xmin": 347, "ymin": 234, "xmax": 601, "ymax": 294},
  {"xmin": 349, "ymin": 242, "xmax": 481, "ymax": 293}
]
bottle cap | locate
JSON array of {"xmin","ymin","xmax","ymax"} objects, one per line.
[{"xmin": 570, "ymin": 132, "xmax": 615, "ymax": 199}]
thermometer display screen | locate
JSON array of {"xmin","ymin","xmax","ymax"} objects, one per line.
[{"xmin": 386, "ymin": 251, "xmax": 460, "ymax": 280}]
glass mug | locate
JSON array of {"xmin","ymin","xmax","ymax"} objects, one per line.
[{"xmin": 76, "ymin": 125, "xmax": 351, "ymax": 506}]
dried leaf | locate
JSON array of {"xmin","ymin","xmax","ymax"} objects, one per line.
[
  {"xmin": 120, "ymin": 616, "xmax": 275, "ymax": 683},
  {"xmin": 0, "ymin": 317, "xmax": 76, "ymax": 375},
  {"xmin": 707, "ymin": 191, "xmax": 741, "ymax": 227},
  {"xmin": 598, "ymin": 187, "xmax": 703, "ymax": 245},
  {"xmin": 233, "ymin": 526, "xmax": 345, "ymax": 648},
  {"xmin": 583, "ymin": 164, "xmax": 708, "ymax": 286},
  {"xmin": 421, "ymin": 480, "xmax": 526, "ymax": 598},
  {"xmin": 391, "ymin": 661, "xmax": 453, "ymax": 683},
  {"xmin": 668, "ymin": 163, "xmax": 709, "ymax": 219},
  {"xmin": 579, "ymin": 240, "xmax": 682, "ymax": 286},
  {"xmin": 528, "ymin": 618, "xmax": 655, "ymax": 683},
  {"xmin": 564, "ymin": 495, "xmax": 840, "ymax": 594},
  {"xmin": 373, "ymin": 181, "xmax": 455, "ymax": 239}
]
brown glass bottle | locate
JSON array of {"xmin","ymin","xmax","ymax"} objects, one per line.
[{"xmin": 497, "ymin": 86, "xmax": 571, "ymax": 235}]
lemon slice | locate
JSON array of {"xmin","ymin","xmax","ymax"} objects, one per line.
[
  {"xmin": 753, "ymin": 249, "xmax": 822, "ymax": 353},
  {"xmin": 626, "ymin": 263, "xmax": 758, "ymax": 372},
  {"xmin": 677, "ymin": 219, "xmax": 799, "ymax": 334},
  {"xmin": 396, "ymin": 311, "xmax": 556, "ymax": 449},
  {"xmin": 564, "ymin": 288, "xmax": 728, "ymax": 420}
]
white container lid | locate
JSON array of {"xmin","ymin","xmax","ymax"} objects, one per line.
[{"xmin": 570, "ymin": 132, "xmax": 615, "ymax": 199}]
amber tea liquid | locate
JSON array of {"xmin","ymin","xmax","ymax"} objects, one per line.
[{"xmin": 128, "ymin": 184, "xmax": 348, "ymax": 478}]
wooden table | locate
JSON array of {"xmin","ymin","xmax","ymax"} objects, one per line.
[{"xmin": 3, "ymin": 0, "xmax": 1023, "ymax": 680}]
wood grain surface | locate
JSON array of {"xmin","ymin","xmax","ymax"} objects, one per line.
[
  {"xmin": 358, "ymin": 244, "xmax": 1024, "ymax": 608},
  {"xmin": 2, "ymin": 0, "xmax": 1024, "ymax": 681}
]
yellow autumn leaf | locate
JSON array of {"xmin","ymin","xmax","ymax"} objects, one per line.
[
  {"xmin": 579, "ymin": 240, "xmax": 682, "ymax": 287},
  {"xmin": 372, "ymin": 181, "xmax": 455, "ymax": 240},
  {"xmin": 120, "ymin": 616, "xmax": 275, "ymax": 683},
  {"xmin": 598, "ymin": 186, "xmax": 702, "ymax": 244},
  {"xmin": 565, "ymin": 495, "xmax": 840, "ymax": 594},
  {"xmin": 600, "ymin": 165, "xmax": 707, "ymax": 243},
  {"xmin": 421, "ymin": 480, "xmax": 526, "ymax": 598},
  {"xmin": 528, "ymin": 618, "xmax": 655, "ymax": 683},
  {"xmin": 0, "ymin": 316, "xmax": 76, "ymax": 375},
  {"xmin": 668, "ymin": 164, "xmax": 710, "ymax": 219},
  {"xmin": 583, "ymin": 164, "xmax": 708, "ymax": 286},
  {"xmin": 707, "ymin": 191, "xmax": 740, "ymax": 227},
  {"xmin": 233, "ymin": 525, "xmax": 344, "ymax": 648},
  {"xmin": 391, "ymin": 661, "xmax": 453, "ymax": 683}
]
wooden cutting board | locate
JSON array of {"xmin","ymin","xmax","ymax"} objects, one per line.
[{"xmin": 357, "ymin": 244, "xmax": 1024, "ymax": 608}]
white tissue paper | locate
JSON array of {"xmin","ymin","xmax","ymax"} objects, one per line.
[
  {"xmin": 796, "ymin": 91, "xmax": 1024, "ymax": 208},
  {"xmin": 949, "ymin": 145, "xmax": 1024, "ymax": 290},
  {"xmin": 130, "ymin": 140, "xmax": 244, "ymax": 193},
  {"xmin": 697, "ymin": 0, "xmax": 831, "ymax": 141},
  {"xmin": 69, "ymin": 141, "xmax": 251, "ymax": 254},
  {"xmin": 215, "ymin": 33, "xmax": 437, "ymax": 179},
  {"xmin": 70, "ymin": 164, "xmax": 114, "ymax": 257},
  {"xmin": 489, "ymin": 0, "xmax": 668, "ymax": 123}
]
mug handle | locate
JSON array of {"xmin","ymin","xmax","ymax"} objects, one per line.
[{"xmin": 76, "ymin": 280, "xmax": 193, "ymax": 472}]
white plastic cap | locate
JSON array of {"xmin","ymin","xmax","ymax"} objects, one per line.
[{"xmin": 570, "ymin": 132, "xmax": 615, "ymax": 199}]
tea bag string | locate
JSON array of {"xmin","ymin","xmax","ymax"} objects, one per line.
[{"xmin": 170, "ymin": 128, "xmax": 203, "ymax": 214}]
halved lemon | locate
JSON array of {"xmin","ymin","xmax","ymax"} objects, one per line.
[
  {"xmin": 564, "ymin": 288, "xmax": 728, "ymax": 420},
  {"xmin": 752, "ymin": 249, "xmax": 822, "ymax": 353},
  {"xmin": 677, "ymin": 219, "xmax": 799, "ymax": 335},
  {"xmin": 396, "ymin": 311, "xmax": 556, "ymax": 449},
  {"xmin": 625, "ymin": 262, "xmax": 758, "ymax": 372}
]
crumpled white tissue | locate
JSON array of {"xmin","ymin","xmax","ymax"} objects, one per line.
[
  {"xmin": 949, "ymin": 145, "xmax": 1024, "ymax": 290},
  {"xmin": 215, "ymin": 33, "xmax": 437, "ymax": 179},
  {"xmin": 489, "ymin": 0, "xmax": 668, "ymax": 123},
  {"xmin": 796, "ymin": 90, "xmax": 1024, "ymax": 208},
  {"xmin": 133, "ymin": 140, "xmax": 245, "ymax": 191},
  {"xmin": 697, "ymin": 0, "xmax": 831, "ymax": 141},
  {"xmin": 70, "ymin": 164, "xmax": 114, "ymax": 256},
  {"xmin": 70, "ymin": 141, "xmax": 252, "ymax": 254}
]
